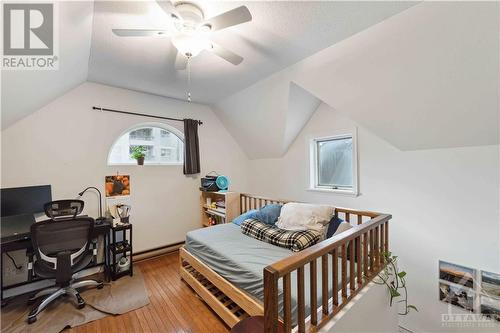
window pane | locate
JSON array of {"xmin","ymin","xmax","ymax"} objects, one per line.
[
  {"xmin": 317, "ymin": 137, "xmax": 353, "ymax": 188},
  {"xmin": 108, "ymin": 126, "xmax": 183, "ymax": 165},
  {"xmin": 129, "ymin": 128, "xmax": 153, "ymax": 141}
]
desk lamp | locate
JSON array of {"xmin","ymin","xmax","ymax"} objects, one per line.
[{"xmin": 77, "ymin": 187, "xmax": 105, "ymax": 224}]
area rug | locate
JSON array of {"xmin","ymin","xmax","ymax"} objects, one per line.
[{"xmin": 1, "ymin": 268, "xmax": 150, "ymax": 333}]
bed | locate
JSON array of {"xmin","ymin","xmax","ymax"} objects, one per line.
[
  {"xmin": 180, "ymin": 193, "xmax": 392, "ymax": 333},
  {"xmin": 185, "ymin": 223, "xmax": 345, "ymax": 326}
]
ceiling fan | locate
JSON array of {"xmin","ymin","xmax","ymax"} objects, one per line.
[{"xmin": 112, "ymin": 0, "xmax": 252, "ymax": 69}]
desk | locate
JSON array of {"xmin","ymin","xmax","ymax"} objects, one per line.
[{"xmin": 0, "ymin": 218, "xmax": 111, "ymax": 303}]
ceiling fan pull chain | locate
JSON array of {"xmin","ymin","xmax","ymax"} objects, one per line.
[{"xmin": 186, "ymin": 56, "xmax": 191, "ymax": 102}]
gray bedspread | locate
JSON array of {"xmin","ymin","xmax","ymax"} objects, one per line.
[{"xmin": 185, "ymin": 223, "xmax": 346, "ymax": 325}]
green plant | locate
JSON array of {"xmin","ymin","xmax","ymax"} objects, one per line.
[
  {"xmin": 130, "ymin": 146, "xmax": 146, "ymax": 160},
  {"xmin": 373, "ymin": 251, "xmax": 418, "ymax": 315}
]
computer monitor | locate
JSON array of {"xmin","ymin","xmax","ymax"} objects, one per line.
[{"xmin": 1, "ymin": 185, "xmax": 52, "ymax": 217}]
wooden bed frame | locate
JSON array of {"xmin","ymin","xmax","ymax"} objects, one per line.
[{"xmin": 180, "ymin": 193, "xmax": 392, "ymax": 333}]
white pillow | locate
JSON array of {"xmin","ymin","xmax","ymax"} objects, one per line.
[
  {"xmin": 276, "ymin": 202, "xmax": 334, "ymax": 233},
  {"xmin": 333, "ymin": 222, "xmax": 353, "ymax": 236}
]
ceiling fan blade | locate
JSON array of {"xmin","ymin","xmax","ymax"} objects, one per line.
[
  {"xmin": 209, "ymin": 42, "xmax": 243, "ymax": 65},
  {"xmin": 203, "ymin": 6, "xmax": 252, "ymax": 32},
  {"xmin": 156, "ymin": 0, "xmax": 180, "ymax": 19},
  {"xmin": 112, "ymin": 29, "xmax": 170, "ymax": 37},
  {"xmin": 175, "ymin": 51, "xmax": 188, "ymax": 70}
]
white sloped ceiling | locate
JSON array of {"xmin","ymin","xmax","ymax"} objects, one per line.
[
  {"xmin": 87, "ymin": 1, "xmax": 416, "ymax": 104},
  {"xmin": 1, "ymin": 1, "xmax": 94, "ymax": 129},
  {"xmin": 283, "ymin": 83, "xmax": 321, "ymax": 153},
  {"xmin": 214, "ymin": 1, "xmax": 499, "ymax": 158},
  {"xmin": 2, "ymin": 1, "xmax": 416, "ymax": 130},
  {"xmin": 212, "ymin": 70, "xmax": 290, "ymax": 159},
  {"xmin": 213, "ymin": 76, "xmax": 320, "ymax": 159},
  {"xmin": 294, "ymin": 1, "xmax": 499, "ymax": 151},
  {"xmin": 4, "ymin": 1, "xmax": 496, "ymax": 158}
]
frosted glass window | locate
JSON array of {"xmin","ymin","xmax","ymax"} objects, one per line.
[{"xmin": 317, "ymin": 137, "xmax": 353, "ymax": 188}]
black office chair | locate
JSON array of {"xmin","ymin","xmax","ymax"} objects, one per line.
[{"xmin": 27, "ymin": 207, "xmax": 103, "ymax": 324}]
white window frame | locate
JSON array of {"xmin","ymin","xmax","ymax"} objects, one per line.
[
  {"xmin": 308, "ymin": 128, "xmax": 358, "ymax": 196},
  {"xmin": 107, "ymin": 122, "xmax": 184, "ymax": 166}
]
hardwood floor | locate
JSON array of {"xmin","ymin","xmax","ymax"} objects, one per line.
[{"xmin": 68, "ymin": 252, "xmax": 230, "ymax": 333}]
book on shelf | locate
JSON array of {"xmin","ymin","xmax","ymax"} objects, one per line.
[
  {"xmin": 206, "ymin": 214, "xmax": 225, "ymax": 226},
  {"xmin": 206, "ymin": 208, "xmax": 225, "ymax": 217},
  {"xmin": 214, "ymin": 207, "xmax": 226, "ymax": 213}
]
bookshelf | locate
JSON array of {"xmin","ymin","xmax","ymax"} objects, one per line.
[{"xmin": 200, "ymin": 191, "xmax": 240, "ymax": 227}]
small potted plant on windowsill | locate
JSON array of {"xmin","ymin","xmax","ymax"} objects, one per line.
[{"xmin": 131, "ymin": 146, "xmax": 146, "ymax": 165}]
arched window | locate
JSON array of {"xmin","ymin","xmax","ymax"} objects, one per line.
[{"xmin": 108, "ymin": 123, "xmax": 184, "ymax": 165}]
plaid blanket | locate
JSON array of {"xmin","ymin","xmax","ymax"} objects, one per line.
[{"xmin": 241, "ymin": 219, "xmax": 321, "ymax": 252}]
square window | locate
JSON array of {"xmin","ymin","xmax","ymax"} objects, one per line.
[{"xmin": 309, "ymin": 130, "xmax": 358, "ymax": 195}]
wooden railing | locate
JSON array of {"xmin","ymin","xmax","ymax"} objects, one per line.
[
  {"xmin": 240, "ymin": 193, "xmax": 289, "ymax": 213},
  {"xmin": 239, "ymin": 194, "xmax": 392, "ymax": 333}
]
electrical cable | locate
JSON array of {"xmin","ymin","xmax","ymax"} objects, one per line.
[{"xmin": 5, "ymin": 252, "xmax": 23, "ymax": 270}]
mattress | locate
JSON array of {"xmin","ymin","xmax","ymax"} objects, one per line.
[{"xmin": 185, "ymin": 223, "xmax": 346, "ymax": 325}]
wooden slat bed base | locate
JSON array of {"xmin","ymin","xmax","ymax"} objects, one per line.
[{"xmin": 179, "ymin": 247, "xmax": 263, "ymax": 327}]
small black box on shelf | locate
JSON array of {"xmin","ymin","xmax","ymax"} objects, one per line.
[{"xmin": 200, "ymin": 175, "xmax": 219, "ymax": 192}]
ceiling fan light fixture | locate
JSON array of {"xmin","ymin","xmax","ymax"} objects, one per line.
[
  {"xmin": 113, "ymin": 1, "xmax": 251, "ymax": 67},
  {"xmin": 199, "ymin": 24, "xmax": 211, "ymax": 32},
  {"xmin": 171, "ymin": 33, "xmax": 210, "ymax": 57}
]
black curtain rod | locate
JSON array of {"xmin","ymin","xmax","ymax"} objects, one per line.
[{"xmin": 92, "ymin": 106, "xmax": 203, "ymax": 125}]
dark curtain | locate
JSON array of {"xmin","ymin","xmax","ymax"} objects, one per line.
[{"xmin": 183, "ymin": 119, "xmax": 200, "ymax": 175}]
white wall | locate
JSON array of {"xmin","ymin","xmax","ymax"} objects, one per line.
[
  {"xmin": 247, "ymin": 104, "xmax": 500, "ymax": 333},
  {"xmin": 320, "ymin": 282, "xmax": 398, "ymax": 333},
  {"xmin": 1, "ymin": 82, "xmax": 249, "ymax": 252}
]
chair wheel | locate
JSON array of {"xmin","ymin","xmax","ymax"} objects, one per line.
[
  {"xmin": 28, "ymin": 316, "xmax": 37, "ymax": 324},
  {"xmin": 75, "ymin": 293, "xmax": 85, "ymax": 309}
]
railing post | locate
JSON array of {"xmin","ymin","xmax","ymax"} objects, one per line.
[
  {"xmin": 385, "ymin": 221, "xmax": 389, "ymax": 253},
  {"xmin": 310, "ymin": 261, "xmax": 318, "ymax": 326},
  {"xmin": 240, "ymin": 194, "xmax": 245, "ymax": 214},
  {"xmin": 264, "ymin": 267, "xmax": 279, "ymax": 333}
]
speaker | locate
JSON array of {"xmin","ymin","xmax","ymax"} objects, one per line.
[{"xmin": 199, "ymin": 176, "xmax": 219, "ymax": 192}]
